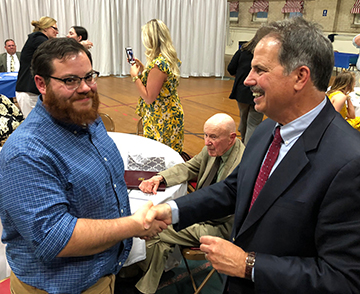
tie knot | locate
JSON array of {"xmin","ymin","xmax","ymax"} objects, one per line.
[{"xmin": 273, "ymin": 126, "xmax": 282, "ymax": 145}]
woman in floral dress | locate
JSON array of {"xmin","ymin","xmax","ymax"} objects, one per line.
[{"xmin": 130, "ymin": 19, "xmax": 184, "ymax": 153}]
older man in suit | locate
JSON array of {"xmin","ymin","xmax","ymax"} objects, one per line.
[
  {"xmin": 133, "ymin": 113, "xmax": 245, "ymax": 294},
  {"xmin": 0, "ymin": 39, "xmax": 20, "ymax": 72},
  {"xmin": 146, "ymin": 17, "xmax": 360, "ymax": 294}
]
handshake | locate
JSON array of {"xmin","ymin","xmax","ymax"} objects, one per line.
[{"xmin": 132, "ymin": 201, "xmax": 172, "ymax": 239}]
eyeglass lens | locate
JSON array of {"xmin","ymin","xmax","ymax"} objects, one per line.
[{"xmin": 65, "ymin": 72, "xmax": 99, "ymax": 90}]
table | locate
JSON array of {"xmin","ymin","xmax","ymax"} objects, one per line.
[
  {"xmin": 334, "ymin": 52, "xmax": 359, "ymax": 72},
  {"xmin": 348, "ymin": 87, "xmax": 360, "ymax": 117},
  {"xmin": 107, "ymin": 132, "xmax": 187, "ymax": 266},
  {"xmin": 0, "ymin": 72, "xmax": 17, "ymax": 98}
]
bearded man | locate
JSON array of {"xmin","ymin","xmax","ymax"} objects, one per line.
[{"xmin": 0, "ymin": 38, "xmax": 166, "ymax": 294}]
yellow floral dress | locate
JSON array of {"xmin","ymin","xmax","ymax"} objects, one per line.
[
  {"xmin": 136, "ymin": 54, "xmax": 184, "ymax": 153},
  {"xmin": 328, "ymin": 91, "xmax": 360, "ymax": 131}
]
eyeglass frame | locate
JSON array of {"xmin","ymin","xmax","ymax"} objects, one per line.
[
  {"xmin": 47, "ymin": 70, "xmax": 100, "ymax": 91},
  {"xmin": 50, "ymin": 26, "xmax": 59, "ymax": 32}
]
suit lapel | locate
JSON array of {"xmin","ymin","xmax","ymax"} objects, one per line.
[
  {"xmin": 236, "ymin": 99, "xmax": 337, "ymax": 238},
  {"xmin": 197, "ymin": 156, "xmax": 216, "ymax": 189},
  {"xmin": 219, "ymin": 139, "xmax": 241, "ymax": 181}
]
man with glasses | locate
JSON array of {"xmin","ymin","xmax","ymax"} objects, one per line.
[{"xmin": 0, "ymin": 38, "xmax": 166, "ymax": 294}]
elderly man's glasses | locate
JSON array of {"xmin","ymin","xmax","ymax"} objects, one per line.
[{"xmin": 48, "ymin": 71, "xmax": 100, "ymax": 91}]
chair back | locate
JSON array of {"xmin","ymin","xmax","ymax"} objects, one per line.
[
  {"xmin": 0, "ymin": 277, "xmax": 10, "ymax": 294},
  {"xmin": 99, "ymin": 113, "xmax": 115, "ymax": 132}
]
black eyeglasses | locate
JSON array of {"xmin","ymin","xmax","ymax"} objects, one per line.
[
  {"xmin": 48, "ymin": 71, "xmax": 100, "ymax": 91},
  {"xmin": 51, "ymin": 26, "xmax": 59, "ymax": 32}
]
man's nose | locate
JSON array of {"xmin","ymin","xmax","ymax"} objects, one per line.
[{"xmin": 244, "ymin": 70, "xmax": 255, "ymax": 87}]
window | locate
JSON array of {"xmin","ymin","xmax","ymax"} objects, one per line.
[
  {"xmin": 252, "ymin": 11, "xmax": 268, "ymax": 22},
  {"xmin": 249, "ymin": 0, "xmax": 269, "ymax": 23},
  {"xmin": 281, "ymin": 0, "xmax": 304, "ymax": 19},
  {"xmin": 351, "ymin": 0, "xmax": 360, "ymax": 24},
  {"xmin": 284, "ymin": 12, "xmax": 303, "ymax": 19},
  {"xmin": 229, "ymin": 1, "xmax": 239, "ymax": 22}
]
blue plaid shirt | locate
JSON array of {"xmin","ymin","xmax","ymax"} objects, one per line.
[{"xmin": 0, "ymin": 97, "xmax": 132, "ymax": 294}]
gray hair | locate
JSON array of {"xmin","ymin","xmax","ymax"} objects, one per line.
[{"xmin": 259, "ymin": 17, "xmax": 334, "ymax": 92}]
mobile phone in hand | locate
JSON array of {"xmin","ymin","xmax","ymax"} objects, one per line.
[{"xmin": 125, "ymin": 47, "xmax": 135, "ymax": 65}]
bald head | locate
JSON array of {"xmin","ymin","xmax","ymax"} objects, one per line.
[{"xmin": 204, "ymin": 113, "xmax": 237, "ymax": 157}]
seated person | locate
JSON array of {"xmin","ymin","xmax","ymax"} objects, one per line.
[
  {"xmin": 0, "ymin": 94, "xmax": 24, "ymax": 144},
  {"xmin": 327, "ymin": 70, "xmax": 360, "ymax": 130},
  {"xmin": 133, "ymin": 113, "xmax": 246, "ymax": 294},
  {"xmin": 0, "ymin": 39, "xmax": 20, "ymax": 72}
]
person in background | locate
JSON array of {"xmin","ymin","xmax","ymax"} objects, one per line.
[
  {"xmin": 16, "ymin": 16, "xmax": 58, "ymax": 118},
  {"xmin": 326, "ymin": 70, "xmax": 360, "ymax": 130},
  {"xmin": 227, "ymin": 28, "xmax": 271, "ymax": 145},
  {"xmin": 0, "ymin": 94, "xmax": 24, "ymax": 144},
  {"xmin": 67, "ymin": 25, "xmax": 93, "ymax": 49},
  {"xmin": 352, "ymin": 33, "xmax": 360, "ymax": 87},
  {"xmin": 130, "ymin": 19, "xmax": 184, "ymax": 154},
  {"xmin": 145, "ymin": 17, "xmax": 360, "ymax": 293},
  {"xmin": 131, "ymin": 113, "xmax": 245, "ymax": 294},
  {"xmin": 0, "ymin": 38, "xmax": 165, "ymax": 294},
  {"xmin": 0, "ymin": 39, "xmax": 21, "ymax": 72}
]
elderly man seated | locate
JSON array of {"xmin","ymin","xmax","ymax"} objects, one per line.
[{"xmin": 134, "ymin": 113, "xmax": 245, "ymax": 294}]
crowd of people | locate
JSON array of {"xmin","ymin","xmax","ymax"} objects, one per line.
[{"xmin": 0, "ymin": 15, "xmax": 360, "ymax": 294}]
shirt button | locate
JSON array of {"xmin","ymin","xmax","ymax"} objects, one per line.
[
  {"xmin": 232, "ymin": 237, "xmax": 235, "ymax": 242},
  {"xmin": 114, "ymin": 184, "xmax": 117, "ymax": 188},
  {"xmin": 121, "ymin": 209, "xmax": 124, "ymax": 214},
  {"xmin": 104, "ymin": 157, "xmax": 108, "ymax": 161},
  {"xmin": 74, "ymin": 131, "xmax": 77, "ymax": 134},
  {"xmin": 119, "ymin": 262, "xmax": 122, "ymax": 266}
]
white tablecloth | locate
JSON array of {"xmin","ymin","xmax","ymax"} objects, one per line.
[
  {"xmin": 349, "ymin": 87, "xmax": 360, "ymax": 117},
  {"xmin": 107, "ymin": 132, "xmax": 186, "ymax": 266}
]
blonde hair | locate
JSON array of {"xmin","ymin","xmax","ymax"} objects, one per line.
[
  {"xmin": 31, "ymin": 16, "xmax": 56, "ymax": 32},
  {"xmin": 327, "ymin": 70, "xmax": 355, "ymax": 96},
  {"xmin": 142, "ymin": 19, "xmax": 180, "ymax": 76}
]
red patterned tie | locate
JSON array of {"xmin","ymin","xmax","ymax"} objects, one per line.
[{"xmin": 249, "ymin": 127, "xmax": 282, "ymax": 210}]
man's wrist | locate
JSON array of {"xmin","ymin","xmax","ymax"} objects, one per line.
[
  {"xmin": 245, "ymin": 252, "xmax": 256, "ymax": 280},
  {"xmin": 156, "ymin": 174, "xmax": 166, "ymax": 185}
]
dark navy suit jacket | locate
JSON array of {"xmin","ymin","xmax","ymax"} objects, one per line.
[{"xmin": 175, "ymin": 99, "xmax": 360, "ymax": 293}]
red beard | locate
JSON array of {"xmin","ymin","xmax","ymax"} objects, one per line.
[{"xmin": 43, "ymin": 85, "xmax": 100, "ymax": 126}]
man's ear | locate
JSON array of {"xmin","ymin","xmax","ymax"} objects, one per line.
[
  {"xmin": 34, "ymin": 75, "xmax": 47, "ymax": 96},
  {"xmin": 78, "ymin": 36, "xmax": 82, "ymax": 42},
  {"xmin": 294, "ymin": 66, "xmax": 310, "ymax": 91}
]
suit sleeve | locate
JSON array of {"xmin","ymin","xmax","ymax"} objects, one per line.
[
  {"xmin": 174, "ymin": 165, "xmax": 239, "ymax": 231},
  {"xmin": 254, "ymin": 156, "xmax": 360, "ymax": 293}
]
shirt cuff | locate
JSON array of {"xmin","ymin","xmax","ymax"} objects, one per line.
[{"xmin": 167, "ymin": 200, "xmax": 179, "ymax": 224}]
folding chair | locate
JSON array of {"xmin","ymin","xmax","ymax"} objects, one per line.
[
  {"xmin": 136, "ymin": 117, "xmax": 143, "ymax": 135},
  {"xmin": 180, "ymin": 247, "xmax": 218, "ymax": 294},
  {"xmin": 99, "ymin": 113, "xmax": 115, "ymax": 132}
]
